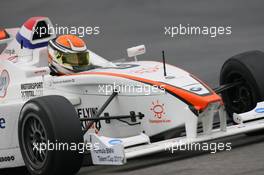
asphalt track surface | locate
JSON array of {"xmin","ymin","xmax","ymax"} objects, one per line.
[{"xmin": 1, "ymin": 0, "xmax": 264, "ymax": 175}]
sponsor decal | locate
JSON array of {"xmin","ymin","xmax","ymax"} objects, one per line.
[
  {"xmin": 20, "ymin": 82, "xmax": 43, "ymax": 100},
  {"xmin": 4, "ymin": 49, "xmax": 15, "ymax": 55},
  {"xmin": 3, "ymin": 47, "xmax": 18, "ymax": 62},
  {"xmin": 77, "ymin": 107, "xmax": 99, "ymax": 134},
  {"xmin": 7, "ymin": 56, "xmax": 18, "ymax": 62},
  {"xmin": 150, "ymin": 100, "xmax": 165, "ymax": 119},
  {"xmin": 34, "ymin": 69, "xmax": 47, "ymax": 75},
  {"xmin": 131, "ymin": 65, "xmax": 160, "ymax": 74},
  {"xmin": 255, "ymin": 108, "xmax": 264, "ymax": 113},
  {"xmin": 149, "ymin": 100, "xmax": 171, "ymax": 123},
  {"xmin": 77, "ymin": 107, "xmax": 98, "ymax": 118},
  {"xmin": 0, "ymin": 118, "xmax": 6, "ymax": 129},
  {"xmin": 0, "ymin": 156, "xmax": 15, "ymax": 162},
  {"xmin": 93, "ymin": 148, "xmax": 114, "ymax": 154},
  {"xmin": 52, "ymin": 79, "xmax": 75, "ymax": 84},
  {"xmin": 190, "ymin": 86, "xmax": 202, "ymax": 92},
  {"xmin": 97, "ymin": 155, "xmax": 124, "ymax": 163},
  {"xmin": 0, "ymin": 70, "xmax": 10, "ymax": 98},
  {"xmin": 108, "ymin": 139, "xmax": 123, "ymax": 145},
  {"xmin": 93, "ymin": 148, "xmax": 124, "ymax": 163}
]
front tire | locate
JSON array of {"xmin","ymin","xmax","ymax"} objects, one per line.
[
  {"xmin": 220, "ymin": 51, "xmax": 264, "ymax": 135},
  {"xmin": 18, "ymin": 95, "xmax": 83, "ymax": 175}
]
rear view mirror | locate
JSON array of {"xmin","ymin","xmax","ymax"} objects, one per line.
[{"xmin": 127, "ymin": 45, "xmax": 146, "ymax": 61}]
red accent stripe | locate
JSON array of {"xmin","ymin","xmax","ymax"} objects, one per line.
[
  {"xmin": 23, "ymin": 16, "xmax": 46, "ymax": 30},
  {"xmin": 65, "ymin": 72, "xmax": 222, "ymax": 111}
]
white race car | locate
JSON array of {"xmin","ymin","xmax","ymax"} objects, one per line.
[{"xmin": 1, "ymin": 17, "xmax": 264, "ymax": 175}]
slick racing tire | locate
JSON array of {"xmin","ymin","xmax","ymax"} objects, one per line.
[
  {"xmin": 18, "ymin": 95, "xmax": 83, "ymax": 175},
  {"xmin": 220, "ymin": 50, "xmax": 264, "ymax": 135}
]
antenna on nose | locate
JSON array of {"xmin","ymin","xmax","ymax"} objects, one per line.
[{"xmin": 162, "ymin": 50, "xmax": 167, "ymax": 77}]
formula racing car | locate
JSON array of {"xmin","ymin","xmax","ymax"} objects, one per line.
[{"xmin": 1, "ymin": 17, "xmax": 264, "ymax": 175}]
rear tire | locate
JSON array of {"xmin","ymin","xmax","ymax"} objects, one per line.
[
  {"xmin": 18, "ymin": 95, "xmax": 83, "ymax": 175},
  {"xmin": 220, "ymin": 50, "xmax": 264, "ymax": 135}
]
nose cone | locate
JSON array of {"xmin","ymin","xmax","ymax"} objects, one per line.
[{"xmin": 86, "ymin": 61, "xmax": 222, "ymax": 111}]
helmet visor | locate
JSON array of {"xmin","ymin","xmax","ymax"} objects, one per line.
[{"xmin": 61, "ymin": 52, "xmax": 89, "ymax": 66}]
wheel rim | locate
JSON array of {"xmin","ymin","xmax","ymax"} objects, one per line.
[
  {"xmin": 224, "ymin": 72, "xmax": 255, "ymax": 113},
  {"xmin": 21, "ymin": 113, "xmax": 48, "ymax": 169},
  {"xmin": 232, "ymin": 85, "xmax": 253, "ymax": 112}
]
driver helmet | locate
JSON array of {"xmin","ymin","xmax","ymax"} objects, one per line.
[{"xmin": 48, "ymin": 35, "xmax": 90, "ymax": 75}]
